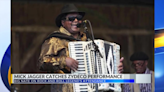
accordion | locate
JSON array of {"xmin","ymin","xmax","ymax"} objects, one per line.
[{"xmin": 68, "ymin": 39, "xmax": 121, "ymax": 92}]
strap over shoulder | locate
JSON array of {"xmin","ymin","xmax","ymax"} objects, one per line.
[
  {"xmin": 151, "ymin": 71, "xmax": 154, "ymax": 92},
  {"xmin": 44, "ymin": 32, "xmax": 81, "ymax": 41},
  {"xmin": 129, "ymin": 83, "xmax": 140, "ymax": 92}
]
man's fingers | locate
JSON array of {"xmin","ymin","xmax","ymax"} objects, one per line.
[
  {"xmin": 120, "ymin": 57, "xmax": 124, "ymax": 62},
  {"xmin": 118, "ymin": 57, "xmax": 124, "ymax": 73},
  {"xmin": 72, "ymin": 64, "xmax": 78, "ymax": 70},
  {"xmin": 118, "ymin": 65, "xmax": 123, "ymax": 70},
  {"xmin": 75, "ymin": 60, "xmax": 79, "ymax": 65},
  {"xmin": 71, "ymin": 67, "xmax": 77, "ymax": 72},
  {"xmin": 118, "ymin": 62, "xmax": 123, "ymax": 68},
  {"xmin": 73, "ymin": 60, "xmax": 78, "ymax": 70},
  {"xmin": 74, "ymin": 61, "xmax": 79, "ymax": 67},
  {"xmin": 118, "ymin": 65, "xmax": 123, "ymax": 68},
  {"xmin": 71, "ymin": 61, "xmax": 78, "ymax": 71},
  {"xmin": 118, "ymin": 69, "xmax": 124, "ymax": 73}
]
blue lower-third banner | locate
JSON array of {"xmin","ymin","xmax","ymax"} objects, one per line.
[{"xmin": 13, "ymin": 79, "xmax": 134, "ymax": 84}]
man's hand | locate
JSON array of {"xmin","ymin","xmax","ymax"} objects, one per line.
[
  {"xmin": 118, "ymin": 57, "xmax": 124, "ymax": 73},
  {"xmin": 66, "ymin": 57, "xmax": 78, "ymax": 71}
]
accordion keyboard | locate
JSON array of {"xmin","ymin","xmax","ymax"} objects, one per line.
[{"xmin": 69, "ymin": 43, "xmax": 88, "ymax": 92}]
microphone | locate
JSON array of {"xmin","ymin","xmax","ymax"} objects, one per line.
[{"xmin": 76, "ymin": 20, "xmax": 87, "ymax": 28}]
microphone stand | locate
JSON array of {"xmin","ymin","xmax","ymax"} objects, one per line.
[{"xmin": 83, "ymin": 20, "xmax": 103, "ymax": 92}]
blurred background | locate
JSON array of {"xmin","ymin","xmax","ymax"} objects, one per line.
[
  {"xmin": 11, "ymin": 0, "xmax": 154, "ymax": 92},
  {"xmin": 155, "ymin": 29, "xmax": 164, "ymax": 92},
  {"xmin": 154, "ymin": 0, "xmax": 164, "ymax": 90}
]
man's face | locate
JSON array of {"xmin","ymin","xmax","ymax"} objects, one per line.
[
  {"xmin": 131, "ymin": 60, "xmax": 148, "ymax": 73},
  {"xmin": 61, "ymin": 13, "xmax": 83, "ymax": 35}
]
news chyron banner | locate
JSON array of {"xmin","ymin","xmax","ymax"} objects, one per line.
[
  {"xmin": 0, "ymin": 0, "xmax": 11, "ymax": 92},
  {"xmin": 155, "ymin": 0, "xmax": 164, "ymax": 92},
  {"xmin": 11, "ymin": 74, "xmax": 151, "ymax": 84}
]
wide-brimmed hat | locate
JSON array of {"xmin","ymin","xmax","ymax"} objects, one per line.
[
  {"xmin": 130, "ymin": 52, "xmax": 149, "ymax": 61},
  {"xmin": 55, "ymin": 4, "xmax": 85, "ymax": 27}
]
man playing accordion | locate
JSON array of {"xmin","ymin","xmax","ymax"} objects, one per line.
[{"xmin": 38, "ymin": 4, "xmax": 123, "ymax": 92}]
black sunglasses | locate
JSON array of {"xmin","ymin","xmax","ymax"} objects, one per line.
[
  {"xmin": 64, "ymin": 15, "xmax": 83, "ymax": 21},
  {"xmin": 131, "ymin": 61, "xmax": 145, "ymax": 68}
]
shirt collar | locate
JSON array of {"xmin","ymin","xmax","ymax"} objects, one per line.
[
  {"xmin": 59, "ymin": 26, "xmax": 87, "ymax": 41},
  {"xmin": 59, "ymin": 26, "xmax": 72, "ymax": 36},
  {"xmin": 144, "ymin": 67, "xmax": 151, "ymax": 74}
]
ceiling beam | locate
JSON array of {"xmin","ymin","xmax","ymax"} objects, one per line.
[{"xmin": 12, "ymin": 26, "xmax": 154, "ymax": 35}]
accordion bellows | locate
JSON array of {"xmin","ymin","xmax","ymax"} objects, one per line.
[{"xmin": 68, "ymin": 39, "xmax": 121, "ymax": 92}]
